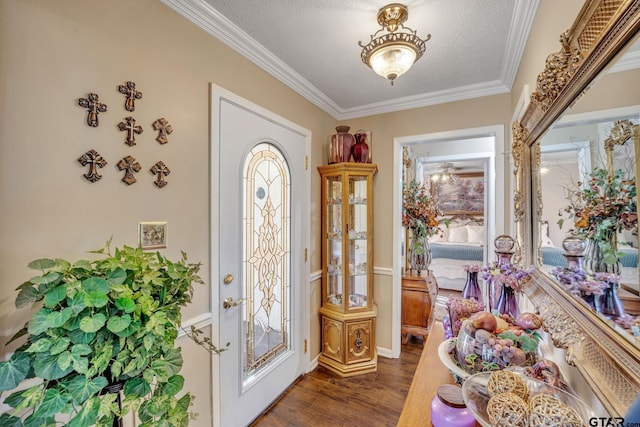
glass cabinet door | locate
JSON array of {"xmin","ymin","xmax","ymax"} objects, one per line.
[
  {"xmin": 326, "ymin": 175, "xmax": 343, "ymax": 308},
  {"xmin": 348, "ymin": 176, "xmax": 368, "ymax": 310}
]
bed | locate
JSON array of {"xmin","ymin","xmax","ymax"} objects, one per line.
[{"xmin": 429, "ymin": 217, "xmax": 486, "ymax": 291}]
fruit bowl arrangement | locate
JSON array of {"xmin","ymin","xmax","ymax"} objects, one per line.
[{"xmin": 440, "ymin": 311, "xmax": 543, "ymax": 379}]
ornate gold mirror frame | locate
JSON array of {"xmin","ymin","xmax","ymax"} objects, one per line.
[{"xmin": 512, "ymin": 0, "xmax": 640, "ymax": 417}]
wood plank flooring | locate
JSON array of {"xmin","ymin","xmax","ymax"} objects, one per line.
[{"xmin": 249, "ymin": 337, "xmax": 425, "ymax": 427}]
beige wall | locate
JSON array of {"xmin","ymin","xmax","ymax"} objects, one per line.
[
  {"xmin": 0, "ymin": 0, "xmax": 335, "ymax": 423},
  {"xmin": 1, "ymin": 0, "xmax": 616, "ymax": 424}
]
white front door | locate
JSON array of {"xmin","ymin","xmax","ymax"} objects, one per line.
[{"xmin": 211, "ymin": 86, "xmax": 310, "ymax": 427}]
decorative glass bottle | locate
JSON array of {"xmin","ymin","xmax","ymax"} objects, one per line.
[
  {"xmin": 562, "ymin": 234, "xmax": 587, "ymax": 269},
  {"xmin": 488, "ymin": 235, "xmax": 515, "ymax": 312}
]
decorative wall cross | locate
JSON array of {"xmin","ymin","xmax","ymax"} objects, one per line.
[
  {"xmin": 78, "ymin": 93, "xmax": 107, "ymax": 127},
  {"xmin": 78, "ymin": 149, "xmax": 107, "ymax": 182},
  {"xmin": 152, "ymin": 118, "xmax": 173, "ymax": 144},
  {"xmin": 118, "ymin": 81, "xmax": 142, "ymax": 112},
  {"xmin": 117, "ymin": 155, "xmax": 141, "ymax": 185},
  {"xmin": 117, "ymin": 116, "xmax": 144, "ymax": 146},
  {"xmin": 150, "ymin": 161, "xmax": 170, "ymax": 188}
]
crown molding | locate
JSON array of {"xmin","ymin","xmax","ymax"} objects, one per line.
[
  {"xmin": 160, "ymin": 0, "xmax": 343, "ymax": 118},
  {"xmin": 163, "ymin": 0, "xmax": 529, "ymax": 120},
  {"xmin": 608, "ymin": 46, "xmax": 640, "ymax": 73},
  {"xmin": 500, "ymin": 0, "xmax": 540, "ymax": 89},
  {"xmin": 339, "ymin": 80, "xmax": 510, "ymax": 120}
]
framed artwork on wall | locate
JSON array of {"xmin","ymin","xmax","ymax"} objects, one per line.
[
  {"xmin": 433, "ymin": 172, "xmax": 484, "ymax": 216},
  {"xmin": 139, "ymin": 221, "xmax": 167, "ymax": 249}
]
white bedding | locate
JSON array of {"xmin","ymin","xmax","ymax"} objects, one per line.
[{"xmin": 428, "ymin": 218, "xmax": 486, "ymax": 291}]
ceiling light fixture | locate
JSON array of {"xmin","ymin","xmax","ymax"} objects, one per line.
[
  {"xmin": 359, "ymin": 3, "xmax": 430, "ymax": 85},
  {"xmin": 430, "ymin": 162, "xmax": 459, "ymax": 184}
]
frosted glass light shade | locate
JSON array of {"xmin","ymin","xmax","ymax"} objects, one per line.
[{"xmin": 369, "ymin": 45, "xmax": 417, "ymax": 81}]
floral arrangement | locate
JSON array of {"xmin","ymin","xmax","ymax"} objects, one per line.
[
  {"xmin": 550, "ymin": 266, "xmax": 609, "ymax": 297},
  {"xmin": 464, "ymin": 264, "xmax": 482, "ymax": 273},
  {"xmin": 445, "ymin": 297, "xmax": 485, "ymax": 338},
  {"xmin": 402, "ymin": 179, "xmax": 447, "ymax": 239},
  {"xmin": 558, "ymin": 167, "xmax": 637, "ymax": 264},
  {"xmin": 481, "ymin": 262, "xmax": 534, "ymax": 293}
]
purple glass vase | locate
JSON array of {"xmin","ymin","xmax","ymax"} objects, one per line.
[
  {"xmin": 495, "ymin": 285, "xmax": 519, "ymax": 318},
  {"xmin": 462, "ymin": 271, "xmax": 482, "ymax": 302},
  {"xmin": 598, "ymin": 281, "xmax": 626, "ymax": 320},
  {"xmin": 352, "ymin": 131, "xmax": 370, "ymax": 163}
]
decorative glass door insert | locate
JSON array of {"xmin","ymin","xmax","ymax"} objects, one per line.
[{"xmin": 242, "ymin": 142, "xmax": 291, "ymax": 384}]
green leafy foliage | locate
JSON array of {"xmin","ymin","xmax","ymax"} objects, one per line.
[{"xmin": 0, "ymin": 241, "xmax": 206, "ymax": 425}]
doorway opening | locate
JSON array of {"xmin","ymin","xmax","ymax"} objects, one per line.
[{"xmin": 391, "ymin": 125, "xmax": 505, "ymax": 357}]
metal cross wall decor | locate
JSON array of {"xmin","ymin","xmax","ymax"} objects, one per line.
[
  {"xmin": 78, "ymin": 93, "xmax": 107, "ymax": 127},
  {"xmin": 118, "ymin": 81, "xmax": 142, "ymax": 112},
  {"xmin": 117, "ymin": 155, "xmax": 141, "ymax": 185},
  {"xmin": 150, "ymin": 161, "xmax": 170, "ymax": 188},
  {"xmin": 117, "ymin": 116, "xmax": 143, "ymax": 146},
  {"xmin": 152, "ymin": 118, "xmax": 173, "ymax": 144},
  {"xmin": 78, "ymin": 149, "xmax": 107, "ymax": 182}
]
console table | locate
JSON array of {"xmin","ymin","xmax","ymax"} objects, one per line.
[{"xmin": 398, "ymin": 321, "xmax": 480, "ymax": 426}]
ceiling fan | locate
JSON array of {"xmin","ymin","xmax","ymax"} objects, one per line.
[{"xmin": 429, "ymin": 162, "xmax": 460, "ymax": 184}]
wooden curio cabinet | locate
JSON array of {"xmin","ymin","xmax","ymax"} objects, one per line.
[{"xmin": 318, "ymin": 163, "xmax": 377, "ymax": 377}]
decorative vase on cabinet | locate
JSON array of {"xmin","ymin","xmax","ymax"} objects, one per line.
[{"xmin": 318, "ymin": 163, "xmax": 377, "ymax": 377}]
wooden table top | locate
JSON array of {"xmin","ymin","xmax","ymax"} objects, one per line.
[{"xmin": 397, "ymin": 321, "xmax": 480, "ymax": 426}]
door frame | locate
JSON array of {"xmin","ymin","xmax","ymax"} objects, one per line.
[
  {"xmin": 392, "ymin": 125, "xmax": 504, "ymax": 357},
  {"xmin": 209, "ymin": 84, "xmax": 311, "ymax": 427}
]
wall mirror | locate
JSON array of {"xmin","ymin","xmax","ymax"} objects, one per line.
[{"xmin": 512, "ymin": 0, "xmax": 640, "ymax": 417}]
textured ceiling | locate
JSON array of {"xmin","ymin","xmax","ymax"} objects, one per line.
[{"xmin": 163, "ymin": 0, "xmax": 539, "ymax": 119}]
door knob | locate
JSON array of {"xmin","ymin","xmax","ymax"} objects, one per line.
[
  {"xmin": 223, "ymin": 296, "xmax": 244, "ymax": 309},
  {"xmin": 223, "ymin": 274, "xmax": 234, "ymax": 285}
]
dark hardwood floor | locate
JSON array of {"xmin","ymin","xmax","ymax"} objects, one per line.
[{"xmin": 249, "ymin": 336, "xmax": 425, "ymax": 427}]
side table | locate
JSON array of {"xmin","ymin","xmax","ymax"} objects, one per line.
[{"xmin": 401, "ymin": 271, "xmax": 438, "ymax": 344}]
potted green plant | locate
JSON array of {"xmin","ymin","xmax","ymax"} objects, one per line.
[{"xmin": 0, "ymin": 239, "xmax": 215, "ymax": 427}]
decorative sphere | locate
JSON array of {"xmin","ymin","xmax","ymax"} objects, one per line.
[
  {"xmin": 494, "ymin": 234, "xmax": 515, "ymax": 252},
  {"xmin": 562, "ymin": 235, "xmax": 586, "ymax": 255}
]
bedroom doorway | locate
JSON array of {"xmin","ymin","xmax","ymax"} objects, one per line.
[
  {"xmin": 390, "ymin": 125, "xmax": 506, "ymax": 357},
  {"xmin": 416, "ymin": 157, "xmax": 488, "ymax": 292}
]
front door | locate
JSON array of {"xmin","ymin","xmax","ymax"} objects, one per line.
[{"xmin": 211, "ymin": 86, "xmax": 309, "ymax": 427}]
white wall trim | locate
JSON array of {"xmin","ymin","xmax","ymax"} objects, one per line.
[
  {"xmin": 377, "ymin": 346, "xmax": 394, "ymax": 359},
  {"xmin": 310, "ymin": 270, "xmax": 322, "ymax": 282},
  {"xmin": 373, "ymin": 266, "xmax": 393, "ymax": 276},
  {"xmin": 177, "ymin": 312, "xmax": 213, "ymax": 338}
]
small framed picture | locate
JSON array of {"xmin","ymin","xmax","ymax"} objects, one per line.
[{"xmin": 139, "ymin": 221, "xmax": 167, "ymax": 249}]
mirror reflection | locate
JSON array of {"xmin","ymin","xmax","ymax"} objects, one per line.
[{"xmin": 535, "ymin": 36, "xmax": 640, "ymax": 341}]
